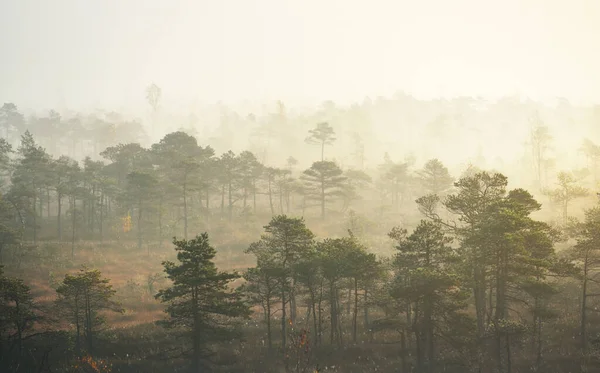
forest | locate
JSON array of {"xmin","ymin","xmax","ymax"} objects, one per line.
[{"xmin": 1, "ymin": 91, "xmax": 600, "ymax": 373}]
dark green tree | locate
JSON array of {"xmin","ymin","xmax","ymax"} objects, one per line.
[
  {"xmin": 100, "ymin": 143, "xmax": 150, "ymax": 187},
  {"xmin": 238, "ymin": 151, "xmax": 264, "ymax": 213},
  {"xmin": 152, "ymin": 132, "xmax": 214, "ymax": 238},
  {"xmin": 246, "ymin": 216, "xmax": 314, "ymax": 350},
  {"xmin": 0, "ymin": 267, "xmax": 38, "ymax": 361},
  {"xmin": 56, "ymin": 268, "xmax": 121, "ymax": 357},
  {"xmin": 52, "ymin": 156, "xmax": 79, "ymax": 241},
  {"xmin": 240, "ymin": 262, "xmax": 280, "ymax": 351},
  {"xmin": 573, "ymin": 206, "xmax": 600, "ymax": 354},
  {"xmin": 218, "ymin": 150, "xmax": 241, "ymax": 221},
  {"xmin": 156, "ymin": 233, "xmax": 250, "ymax": 372},
  {"xmin": 389, "ymin": 220, "xmax": 466, "ymax": 372},
  {"xmin": 10, "ymin": 131, "xmax": 51, "ymax": 243}
]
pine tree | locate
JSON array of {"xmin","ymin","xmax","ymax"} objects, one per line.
[
  {"xmin": 418, "ymin": 158, "xmax": 454, "ymax": 196},
  {"xmin": 156, "ymin": 233, "xmax": 250, "ymax": 372},
  {"xmin": 389, "ymin": 220, "xmax": 468, "ymax": 372},
  {"xmin": 10, "ymin": 131, "xmax": 51, "ymax": 243},
  {"xmin": 56, "ymin": 268, "xmax": 121, "ymax": 357},
  {"xmin": 573, "ymin": 206, "xmax": 600, "ymax": 354},
  {"xmin": 544, "ymin": 171, "xmax": 588, "ymax": 225},
  {"xmin": 245, "ymin": 216, "xmax": 314, "ymax": 350},
  {"xmin": 0, "ymin": 266, "xmax": 38, "ymax": 361},
  {"xmin": 240, "ymin": 263, "xmax": 280, "ymax": 351},
  {"xmin": 301, "ymin": 161, "xmax": 346, "ymax": 219},
  {"xmin": 120, "ymin": 171, "xmax": 158, "ymax": 251},
  {"xmin": 305, "ymin": 122, "xmax": 336, "ymax": 161}
]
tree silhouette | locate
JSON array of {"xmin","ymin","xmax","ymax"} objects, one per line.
[
  {"xmin": 156, "ymin": 234, "xmax": 249, "ymax": 372},
  {"xmin": 301, "ymin": 161, "xmax": 346, "ymax": 219},
  {"xmin": 305, "ymin": 122, "xmax": 336, "ymax": 161},
  {"xmin": 146, "ymin": 83, "xmax": 162, "ymax": 138}
]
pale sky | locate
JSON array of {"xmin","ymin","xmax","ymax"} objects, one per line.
[{"xmin": 1, "ymin": 0, "xmax": 599, "ymax": 113}]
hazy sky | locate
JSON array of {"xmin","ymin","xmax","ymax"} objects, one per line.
[{"xmin": 1, "ymin": 0, "xmax": 599, "ymax": 112}]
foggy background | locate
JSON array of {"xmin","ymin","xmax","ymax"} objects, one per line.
[
  {"xmin": 2, "ymin": 0, "xmax": 599, "ymax": 185},
  {"xmin": 2, "ymin": 0, "xmax": 599, "ymax": 109}
]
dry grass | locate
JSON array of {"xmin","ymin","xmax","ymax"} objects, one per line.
[{"xmin": 7, "ymin": 232, "xmax": 258, "ymax": 328}]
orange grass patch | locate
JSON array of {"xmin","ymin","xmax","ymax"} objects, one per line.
[{"xmin": 8, "ymin": 237, "xmax": 259, "ymax": 329}]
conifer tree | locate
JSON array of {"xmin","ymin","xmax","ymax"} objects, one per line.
[
  {"xmin": 301, "ymin": 161, "xmax": 346, "ymax": 218},
  {"xmin": 156, "ymin": 233, "xmax": 250, "ymax": 372},
  {"xmin": 246, "ymin": 216, "xmax": 314, "ymax": 350},
  {"xmin": 56, "ymin": 268, "xmax": 121, "ymax": 357}
]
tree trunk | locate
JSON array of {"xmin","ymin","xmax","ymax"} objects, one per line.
[
  {"xmin": 309, "ymin": 286, "xmax": 318, "ymax": 347},
  {"xmin": 268, "ymin": 177, "xmax": 274, "ymax": 215},
  {"xmin": 353, "ymin": 278, "xmax": 359, "ymax": 343},
  {"xmin": 84, "ymin": 290, "xmax": 94, "ymax": 357},
  {"xmin": 75, "ymin": 297, "xmax": 81, "ymax": 357},
  {"xmin": 158, "ymin": 195, "xmax": 163, "ymax": 248},
  {"xmin": 286, "ymin": 188, "xmax": 290, "ymax": 213},
  {"xmin": 336, "ymin": 288, "xmax": 343, "ymax": 347},
  {"xmin": 506, "ymin": 334, "xmax": 512, "ymax": 373},
  {"xmin": 71, "ymin": 198, "xmax": 76, "ymax": 258},
  {"xmin": 99, "ymin": 193, "xmax": 103, "ymax": 242},
  {"xmin": 317, "ymin": 278, "xmax": 324, "ymax": 346},
  {"xmin": 290, "ymin": 280, "xmax": 297, "ymax": 324},
  {"xmin": 220, "ymin": 184, "xmax": 225, "ymax": 215},
  {"xmin": 137, "ymin": 201, "xmax": 143, "ymax": 251},
  {"xmin": 192, "ymin": 286, "xmax": 202, "ymax": 373},
  {"xmin": 535, "ymin": 304, "xmax": 543, "ymax": 371},
  {"xmin": 47, "ymin": 188, "xmax": 51, "ymax": 218},
  {"xmin": 364, "ymin": 289, "xmax": 369, "ymax": 331},
  {"xmin": 39, "ymin": 189, "xmax": 43, "ymax": 222},
  {"xmin": 474, "ymin": 267, "xmax": 487, "ymax": 338},
  {"xmin": 206, "ymin": 188, "xmax": 210, "ymax": 211},
  {"xmin": 279, "ymin": 183, "xmax": 284, "ymax": 214},
  {"xmin": 281, "ymin": 286, "xmax": 287, "ymax": 349},
  {"xmin": 581, "ymin": 256, "xmax": 589, "ymax": 353},
  {"xmin": 415, "ymin": 316, "xmax": 424, "ymax": 373},
  {"xmin": 90, "ymin": 186, "xmax": 95, "ymax": 235},
  {"xmin": 266, "ymin": 289, "xmax": 273, "ymax": 351},
  {"xmin": 57, "ymin": 193, "xmax": 62, "ymax": 241},
  {"xmin": 15, "ymin": 299, "xmax": 23, "ymax": 358},
  {"xmin": 321, "ymin": 178, "xmax": 325, "ymax": 219},
  {"xmin": 400, "ymin": 331, "xmax": 408, "ymax": 373},
  {"xmin": 424, "ymin": 298, "xmax": 435, "ymax": 372},
  {"xmin": 228, "ymin": 181, "xmax": 233, "ymax": 221},
  {"xmin": 183, "ymin": 182, "xmax": 188, "ymax": 239},
  {"xmin": 32, "ymin": 192, "xmax": 37, "ymax": 244},
  {"xmin": 252, "ymin": 179, "xmax": 257, "ymax": 213}
]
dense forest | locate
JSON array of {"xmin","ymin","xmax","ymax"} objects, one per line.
[{"xmin": 1, "ymin": 92, "xmax": 600, "ymax": 373}]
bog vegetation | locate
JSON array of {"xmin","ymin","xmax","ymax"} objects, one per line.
[{"xmin": 1, "ymin": 95, "xmax": 600, "ymax": 373}]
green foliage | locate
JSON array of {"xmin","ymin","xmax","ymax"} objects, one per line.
[
  {"xmin": 56, "ymin": 267, "xmax": 122, "ymax": 357},
  {"xmin": 1, "ymin": 105, "xmax": 600, "ymax": 372},
  {"xmin": 389, "ymin": 220, "xmax": 471, "ymax": 370},
  {"xmin": 156, "ymin": 233, "xmax": 250, "ymax": 370},
  {"xmin": 0, "ymin": 266, "xmax": 38, "ymax": 352}
]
